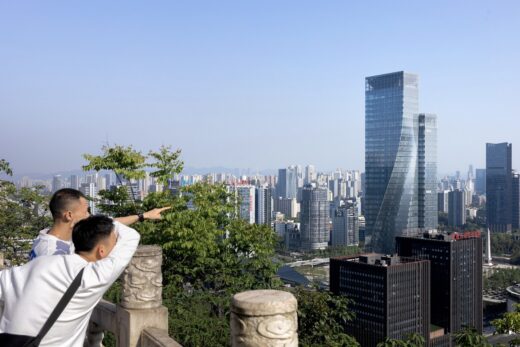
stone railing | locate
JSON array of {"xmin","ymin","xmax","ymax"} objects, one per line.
[{"xmin": 86, "ymin": 245, "xmax": 182, "ymax": 347}]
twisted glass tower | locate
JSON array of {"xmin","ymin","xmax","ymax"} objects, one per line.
[{"xmin": 365, "ymin": 71, "xmax": 436, "ymax": 253}]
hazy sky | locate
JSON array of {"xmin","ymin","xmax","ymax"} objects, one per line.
[{"xmin": 1, "ymin": 1, "xmax": 519, "ymax": 176}]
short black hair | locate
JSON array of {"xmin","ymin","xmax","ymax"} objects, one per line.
[
  {"xmin": 72, "ymin": 215, "xmax": 114, "ymax": 253},
  {"xmin": 49, "ymin": 188, "xmax": 87, "ymax": 220}
]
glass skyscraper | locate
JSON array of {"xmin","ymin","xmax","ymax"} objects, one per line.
[
  {"xmin": 365, "ymin": 71, "xmax": 437, "ymax": 253},
  {"xmin": 486, "ymin": 142, "xmax": 513, "ymax": 232}
]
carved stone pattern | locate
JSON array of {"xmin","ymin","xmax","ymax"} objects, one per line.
[
  {"xmin": 230, "ymin": 290, "xmax": 298, "ymax": 347},
  {"xmin": 121, "ymin": 245, "xmax": 163, "ymax": 309}
]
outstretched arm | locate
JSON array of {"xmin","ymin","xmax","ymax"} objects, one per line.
[{"xmin": 114, "ymin": 206, "xmax": 171, "ymax": 226}]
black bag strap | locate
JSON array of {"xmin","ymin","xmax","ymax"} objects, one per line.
[{"xmin": 32, "ymin": 268, "xmax": 85, "ymax": 345}]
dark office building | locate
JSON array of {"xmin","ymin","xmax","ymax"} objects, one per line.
[
  {"xmin": 396, "ymin": 231, "xmax": 483, "ymax": 335},
  {"xmin": 513, "ymin": 173, "xmax": 520, "ymax": 230},
  {"xmin": 330, "ymin": 254, "xmax": 430, "ymax": 347},
  {"xmin": 486, "ymin": 143, "xmax": 513, "ymax": 232},
  {"xmin": 448, "ymin": 189, "xmax": 466, "ymax": 227}
]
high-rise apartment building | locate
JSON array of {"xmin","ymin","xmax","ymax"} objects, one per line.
[
  {"xmin": 396, "ymin": 232, "xmax": 483, "ymax": 335},
  {"xmin": 300, "ymin": 184, "xmax": 329, "ymax": 250},
  {"xmin": 330, "ymin": 254, "xmax": 430, "ymax": 347},
  {"xmin": 486, "ymin": 143, "xmax": 513, "ymax": 232},
  {"xmin": 276, "ymin": 166, "xmax": 298, "ymax": 199},
  {"xmin": 255, "ymin": 186, "xmax": 272, "ymax": 226},
  {"xmin": 70, "ymin": 175, "xmax": 80, "ymax": 190},
  {"xmin": 365, "ymin": 71, "xmax": 437, "ymax": 252},
  {"xmin": 438, "ymin": 190, "xmax": 449, "ymax": 214},
  {"xmin": 52, "ymin": 175, "xmax": 63, "ymax": 193},
  {"xmin": 79, "ymin": 182, "xmax": 97, "ymax": 214},
  {"xmin": 236, "ymin": 185, "xmax": 256, "ymax": 224},
  {"xmin": 331, "ymin": 200, "xmax": 359, "ymax": 246},
  {"xmin": 448, "ymin": 189, "xmax": 466, "ymax": 227}
]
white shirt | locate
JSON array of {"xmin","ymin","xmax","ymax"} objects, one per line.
[
  {"xmin": 0, "ymin": 221, "xmax": 140, "ymax": 346},
  {"xmin": 29, "ymin": 228, "xmax": 75, "ymax": 260}
]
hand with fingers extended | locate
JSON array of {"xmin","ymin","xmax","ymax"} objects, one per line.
[{"xmin": 143, "ymin": 206, "xmax": 172, "ymax": 220}]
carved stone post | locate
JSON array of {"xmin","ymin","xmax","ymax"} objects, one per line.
[
  {"xmin": 231, "ymin": 290, "xmax": 298, "ymax": 347},
  {"xmin": 117, "ymin": 245, "xmax": 168, "ymax": 347}
]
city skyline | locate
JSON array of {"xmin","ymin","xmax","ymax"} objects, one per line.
[{"xmin": 2, "ymin": 1, "xmax": 520, "ymax": 175}]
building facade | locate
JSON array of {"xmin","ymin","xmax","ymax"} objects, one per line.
[
  {"xmin": 365, "ymin": 71, "xmax": 437, "ymax": 252},
  {"xmin": 486, "ymin": 142, "xmax": 513, "ymax": 232},
  {"xmin": 330, "ymin": 254, "xmax": 430, "ymax": 347},
  {"xmin": 448, "ymin": 189, "xmax": 466, "ymax": 227},
  {"xmin": 331, "ymin": 200, "xmax": 359, "ymax": 247},
  {"xmin": 300, "ymin": 184, "xmax": 329, "ymax": 251},
  {"xmin": 396, "ymin": 232, "xmax": 483, "ymax": 335},
  {"xmin": 255, "ymin": 186, "xmax": 272, "ymax": 226}
]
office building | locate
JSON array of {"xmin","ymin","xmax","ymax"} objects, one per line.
[
  {"xmin": 486, "ymin": 143, "xmax": 513, "ymax": 232},
  {"xmin": 513, "ymin": 173, "xmax": 520, "ymax": 230},
  {"xmin": 475, "ymin": 169, "xmax": 486, "ymax": 195},
  {"xmin": 276, "ymin": 166, "xmax": 298, "ymax": 199},
  {"xmin": 70, "ymin": 175, "xmax": 80, "ymax": 190},
  {"xmin": 365, "ymin": 71, "xmax": 437, "ymax": 252},
  {"xmin": 52, "ymin": 175, "xmax": 63, "ymax": 193},
  {"xmin": 448, "ymin": 189, "xmax": 466, "ymax": 227},
  {"xmin": 330, "ymin": 254, "xmax": 430, "ymax": 347},
  {"xmin": 438, "ymin": 190, "xmax": 449, "ymax": 214},
  {"xmin": 300, "ymin": 184, "xmax": 329, "ymax": 251},
  {"xmin": 396, "ymin": 231, "xmax": 483, "ymax": 335},
  {"xmin": 273, "ymin": 197, "xmax": 299, "ymax": 219}
]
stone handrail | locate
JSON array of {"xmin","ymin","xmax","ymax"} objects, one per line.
[{"xmin": 86, "ymin": 245, "xmax": 182, "ymax": 347}]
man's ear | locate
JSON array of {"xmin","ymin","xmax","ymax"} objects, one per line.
[
  {"xmin": 64, "ymin": 210, "xmax": 73, "ymax": 223},
  {"xmin": 97, "ymin": 244, "xmax": 107, "ymax": 259}
]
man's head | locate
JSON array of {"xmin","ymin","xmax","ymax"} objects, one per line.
[
  {"xmin": 72, "ymin": 215, "xmax": 117, "ymax": 261},
  {"xmin": 49, "ymin": 188, "xmax": 90, "ymax": 225}
]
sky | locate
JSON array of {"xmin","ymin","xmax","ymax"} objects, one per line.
[{"xmin": 1, "ymin": 1, "xmax": 519, "ymax": 176}]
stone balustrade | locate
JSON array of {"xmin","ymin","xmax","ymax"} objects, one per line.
[
  {"xmin": 231, "ymin": 289, "xmax": 298, "ymax": 347},
  {"xmin": 87, "ymin": 245, "xmax": 181, "ymax": 347}
]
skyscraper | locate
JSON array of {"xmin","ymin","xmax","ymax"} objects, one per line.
[
  {"xmin": 331, "ymin": 200, "xmax": 359, "ymax": 247},
  {"xmin": 486, "ymin": 143, "xmax": 513, "ymax": 232},
  {"xmin": 513, "ymin": 172, "xmax": 520, "ymax": 230},
  {"xmin": 300, "ymin": 184, "xmax": 329, "ymax": 251},
  {"xmin": 52, "ymin": 175, "xmax": 63, "ymax": 193},
  {"xmin": 448, "ymin": 189, "xmax": 466, "ymax": 227},
  {"xmin": 475, "ymin": 169, "xmax": 486, "ymax": 195},
  {"xmin": 255, "ymin": 185, "xmax": 272, "ymax": 226},
  {"xmin": 276, "ymin": 166, "xmax": 298, "ymax": 199},
  {"xmin": 70, "ymin": 175, "xmax": 79, "ymax": 190},
  {"xmin": 365, "ymin": 71, "xmax": 437, "ymax": 252}
]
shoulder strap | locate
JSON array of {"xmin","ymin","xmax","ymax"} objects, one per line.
[{"xmin": 32, "ymin": 268, "xmax": 85, "ymax": 345}]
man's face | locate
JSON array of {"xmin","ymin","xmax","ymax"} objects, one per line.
[{"xmin": 69, "ymin": 197, "xmax": 90, "ymax": 225}]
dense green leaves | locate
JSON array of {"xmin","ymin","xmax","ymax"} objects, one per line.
[
  {"xmin": 454, "ymin": 327, "xmax": 491, "ymax": 347},
  {"xmin": 0, "ymin": 160, "xmax": 51, "ymax": 265},
  {"xmin": 294, "ymin": 287, "xmax": 359, "ymax": 347},
  {"xmin": 484, "ymin": 268, "xmax": 520, "ymax": 291}
]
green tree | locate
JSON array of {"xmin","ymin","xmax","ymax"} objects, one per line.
[
  {"xmin": 493, "ymin": 304, "xmax": 520, "ymax": 347},
  {"xmin": 376, "ymin": 333, "xmax": 425, "ymax": 347},
  {"xmin": 294, "ymin": 287, "xmax": 359, "ymax": 347},
  {"xmin": 83, "ymin": 145, "xmax": 285, "ymax": 347},
  {"xmin": 454, "ymin": 326, "xmax": 491, "ymax": 347},
  {"xmin": 0, "ymin": 159, "xmax": 51, "ymax": 265}
]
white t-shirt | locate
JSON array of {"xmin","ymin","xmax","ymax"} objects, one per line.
[
  {"xmin": 0, "ymin": 221, "xmax": 140, "ymax": 346},
  {"xmin": 29, "ymin": 228, "xmax": 75, "ymax": 260}
]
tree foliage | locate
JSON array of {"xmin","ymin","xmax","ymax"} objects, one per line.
[
  {"xmin": 294, "ymin": 287, "xmax": 359, "ymax": 347},
  {"xmin": 454, "ymin": 326, "xmax": 491, "ymax": 347},
  {"xmin": 376, "ymin": 333, "xmax": 425, "ymax": 347},
  {"xmin": 484, "ymin": 268, "xmax": 520, "ymax": 291},
  {"xmin": 83, "ymin": 145, "xmax": 284, "ymax": 347},
  {"xmin": 0, "ymin": 159, "xmax": 51, "ymax": 265}
]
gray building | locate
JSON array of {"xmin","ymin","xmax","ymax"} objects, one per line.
[
  {"xmin": 438, "ymin": 190, "xmax": 449, "ymax": 214},
  {"xmin": 448, "ymin": 189, "xmax": 466, "ymax": 227},
  {"xmin": 475, "ymin": 169, "xmax": 486, "ymax": 195},
  {"xmin": 300, "ymin": 184, "xmax": 329, "ymax": 251},
  {"xmin": 70, "ymin": 175, "xmax": 79, "ymax": 190},
  {"xmin": 331, "ymin": 200, "xmax": 359, "ymax": 247},
  {"xmin": 486, "ymin": 143, "xmax": 512, "ymax": 232},
  {"xmin": 255, "ymin": 186, "xmax": 272, "ymax": 226},
  {"xmin": 276, "ymin": 166, "xmax": 298, "ymax": 199},
  {"xmin": 365, "ymin": 71, "xmax": 437, "ymax": 253}
]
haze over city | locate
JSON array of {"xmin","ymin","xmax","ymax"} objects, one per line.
[{"xmin": 1, "ymin": 1, "xmax": 520, "ymax": 175}]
